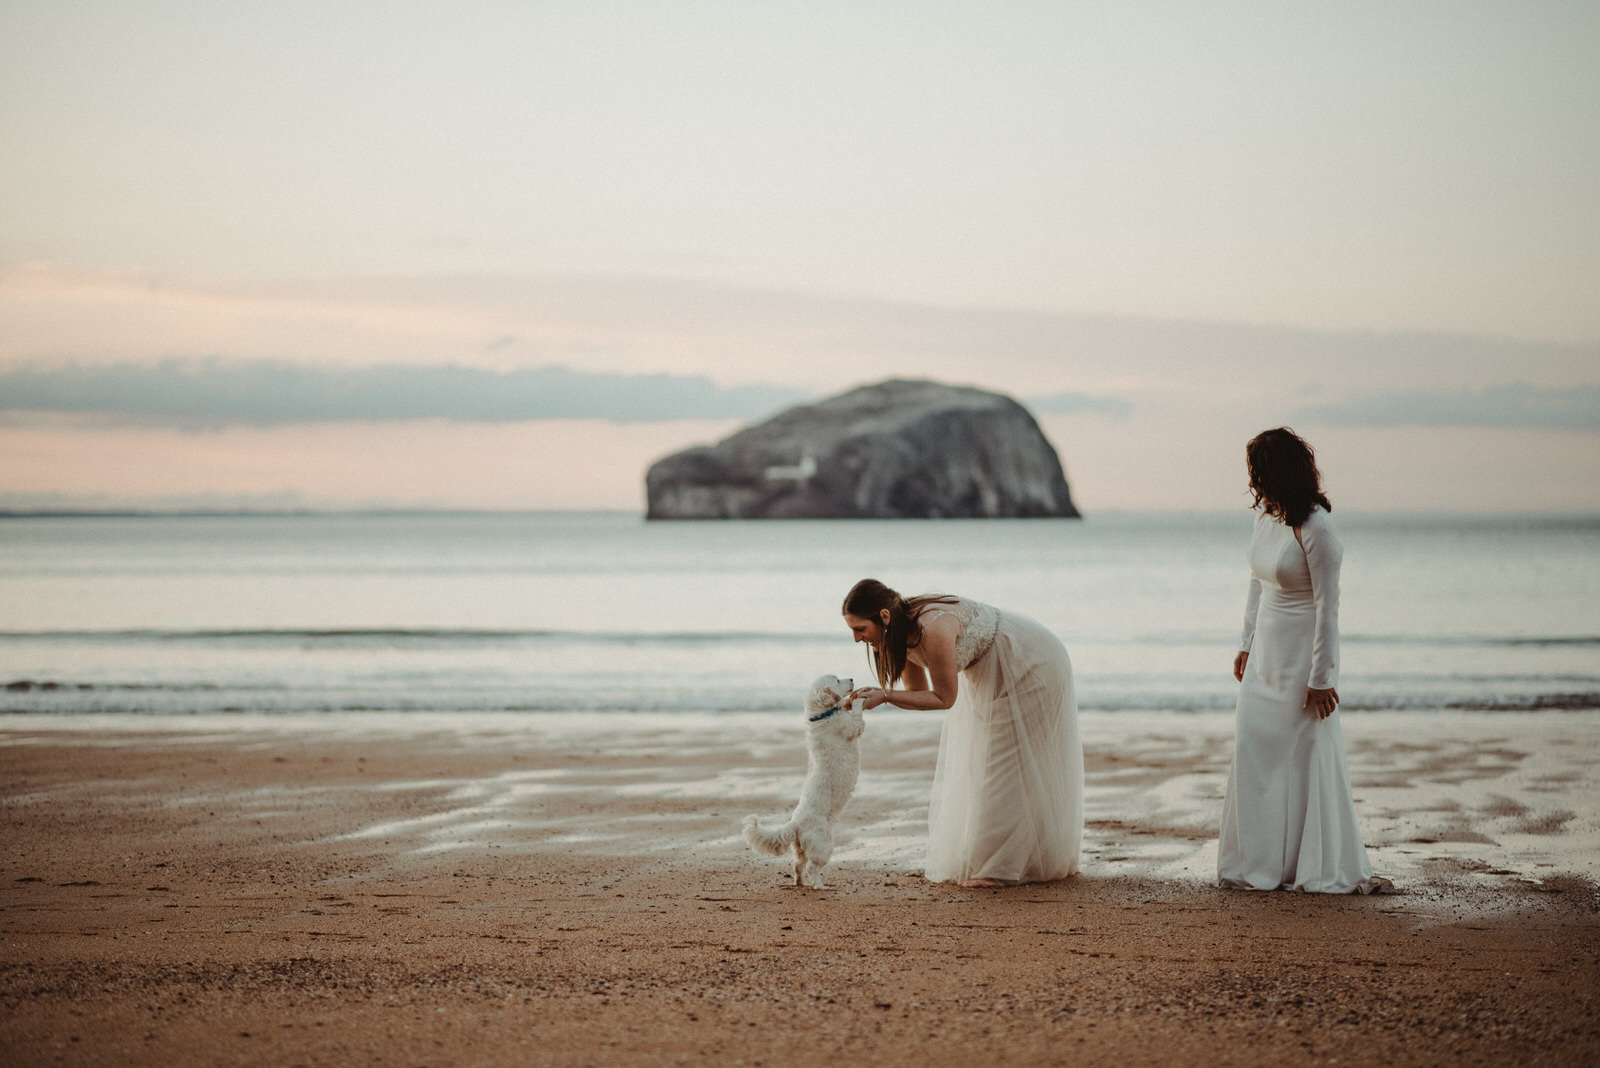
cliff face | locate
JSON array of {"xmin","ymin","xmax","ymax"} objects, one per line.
[{"xmin": 645, "ymin": 379, "xmax": 1080, "ymax": 519}]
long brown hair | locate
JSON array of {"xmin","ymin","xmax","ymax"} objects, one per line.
[
  {"xmin": 841, "ymin": 578, "xmax": 957, "ymax": 688},
  {"xmin": 1247, "ymin": 427, "xmax": 1332, "ymax": 527}
]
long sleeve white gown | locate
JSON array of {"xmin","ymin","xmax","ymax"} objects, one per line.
[
  {"xmin": 1217, "ymin": 507, "xmax": 1380, "ymax": 893},
  {"xmin": 916, "ymin": 598, "xmax": 1083, "ymax": 885}
]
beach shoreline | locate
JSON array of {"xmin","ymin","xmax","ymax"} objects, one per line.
[{"xmin": 3, "ymin": 711, "xmax": 1597, "ymax": 1065}]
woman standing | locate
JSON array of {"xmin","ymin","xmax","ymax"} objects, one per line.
[
  {"xmin": 1218, "ymin": 428, "xmax": 1387, "ymax": 893},
  {"xmin": 843, "ymin": 579, "xmax": 1081, "ymax": 887}
]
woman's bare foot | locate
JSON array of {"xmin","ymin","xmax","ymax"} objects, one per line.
[{"xmin": 959, "ymin": 878, "xmax": 1005, "ymax": 888}]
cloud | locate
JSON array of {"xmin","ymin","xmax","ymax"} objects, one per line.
[
  {"xmin": 7, "ymin": 267, "xmax": 1598, "ymax": 411},
  {"xmin": 0, "ymin": 359, "xmax": 808, "ymax": 427},
  {"xmin": 1025, "ymin": 391, "xmax": 1133, "ymax": 417},
  {"xmin": 1299, "ymin": 383, "xmax": 1600, "ymax": 430}
]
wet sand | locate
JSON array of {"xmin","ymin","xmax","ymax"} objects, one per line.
[{"xmin": 2, "ymin": 710, "xmax": 1597, "ymax": 1066}]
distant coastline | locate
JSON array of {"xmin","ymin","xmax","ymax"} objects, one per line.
[
  {"xmin": 4, "ymin": 508, "xmax": 1599, "ymax": 521},
  {"xmin": 0, "ymin": 507, "xmax": 644, "ymax": 519}
]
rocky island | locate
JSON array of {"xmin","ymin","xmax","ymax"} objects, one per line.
[{"xmin": 645, "ymin": 379, "xmax": 1080, "ymax": 519}]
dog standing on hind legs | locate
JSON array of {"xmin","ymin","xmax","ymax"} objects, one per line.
[{"xmin": 742, "ymin": 674, "xmax": 866, "ymax": 889}]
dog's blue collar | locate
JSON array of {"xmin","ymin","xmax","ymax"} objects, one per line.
[{"xmin": 809, "ymin": 705, "xmax": 844, "ymax": 723}]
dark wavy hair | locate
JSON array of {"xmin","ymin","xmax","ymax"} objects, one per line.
[
  {"xmin": 1246, "ymin": 427, "xmax": 1331, "ymax": 527},
  {"xmin": 841, "ymin": 579, "xmax": 957, "ymax": 688}
]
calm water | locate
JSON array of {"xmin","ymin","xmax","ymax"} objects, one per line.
[{"xmin": 2, "ymin": 512, "xmax": 1597, "ymax": 716}]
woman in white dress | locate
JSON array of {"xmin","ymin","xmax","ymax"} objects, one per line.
[
  {"xmin": 1218, "ymin": 428, "xmax": 1388, "ymax": 894},
  {"xmin": 842, "ymin": 578, "xmax": 1082, "ymax": 887}
]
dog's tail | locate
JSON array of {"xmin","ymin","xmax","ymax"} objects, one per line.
[{"xmin": 742, "ymin": 814, "xmax": 796, "ymax": 855}]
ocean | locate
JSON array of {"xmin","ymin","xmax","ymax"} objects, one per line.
[{"xmin": 2, "ymin": 511, "xmax": 1597, "ymax": 718}]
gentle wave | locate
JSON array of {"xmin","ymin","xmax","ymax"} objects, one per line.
[
  {"xmin": 1, "ymin": 628, "xmax": 1596, "ymax": 649},
  {"xmin": 5, "ymin": 681, "xmax": 1597, "ymax": 714},
  {"xmin": 0, "ymin": 688, "xmax": 801, "ymax": 715},
  {"xmin": 0, "ymin": 627, "xmax": 833, "ymax": 646},
  {"xmin": 1344, "ymin": 634, "xmax": 1600, "ymax": 648}
]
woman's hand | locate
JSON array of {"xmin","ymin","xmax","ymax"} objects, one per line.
[
  {"xmin": 848, "ymin": 687, "xmax": 892, "ymax": 710},
  {"xmin": 1232, "ymin": 651, "xmax": 1249, "ymax": 682},
  {"xmin": 1305, "ymin": 686, "xmax": 1339, "ymax": 719}
]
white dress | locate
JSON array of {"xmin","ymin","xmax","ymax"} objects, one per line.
[
  {"xmin": 915, "ymin": 598, "xmax": 1083, "ymax": 885},
  {"xmin": 1218, "ymin": 507, "xmax": 1379, "ymax": 893}
]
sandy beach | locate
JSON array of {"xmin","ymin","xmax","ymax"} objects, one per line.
[{"xmin": 2, "ymin": 709, "xmax": 1597, "ymax": 1066}]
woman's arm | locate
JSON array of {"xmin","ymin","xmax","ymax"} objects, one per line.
[
  {"xmin": 1234, "ymin": 576, "xmax": 1262, "ymax": 681},
  {"xmin": 900, "ymin": 661, "xmax": 930, "ymax": 694},
  {"xmin": 1301, "ymin": 509, "xmax": 1344, "ymax": 717}
]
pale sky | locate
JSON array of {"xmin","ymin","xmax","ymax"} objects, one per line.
[{"xmin": 2, "ymin": 1, "xmax": 1597, "ymax": 513}]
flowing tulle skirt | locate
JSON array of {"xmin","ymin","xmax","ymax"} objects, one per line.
[{"xmin": 925, "ymin": 612, "xmax": 1083, "ymax": 885}]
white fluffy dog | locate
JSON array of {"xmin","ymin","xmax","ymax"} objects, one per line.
[{"xmin": 742, "ymin": 674, "xmax": 866, "ymax": 889}]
